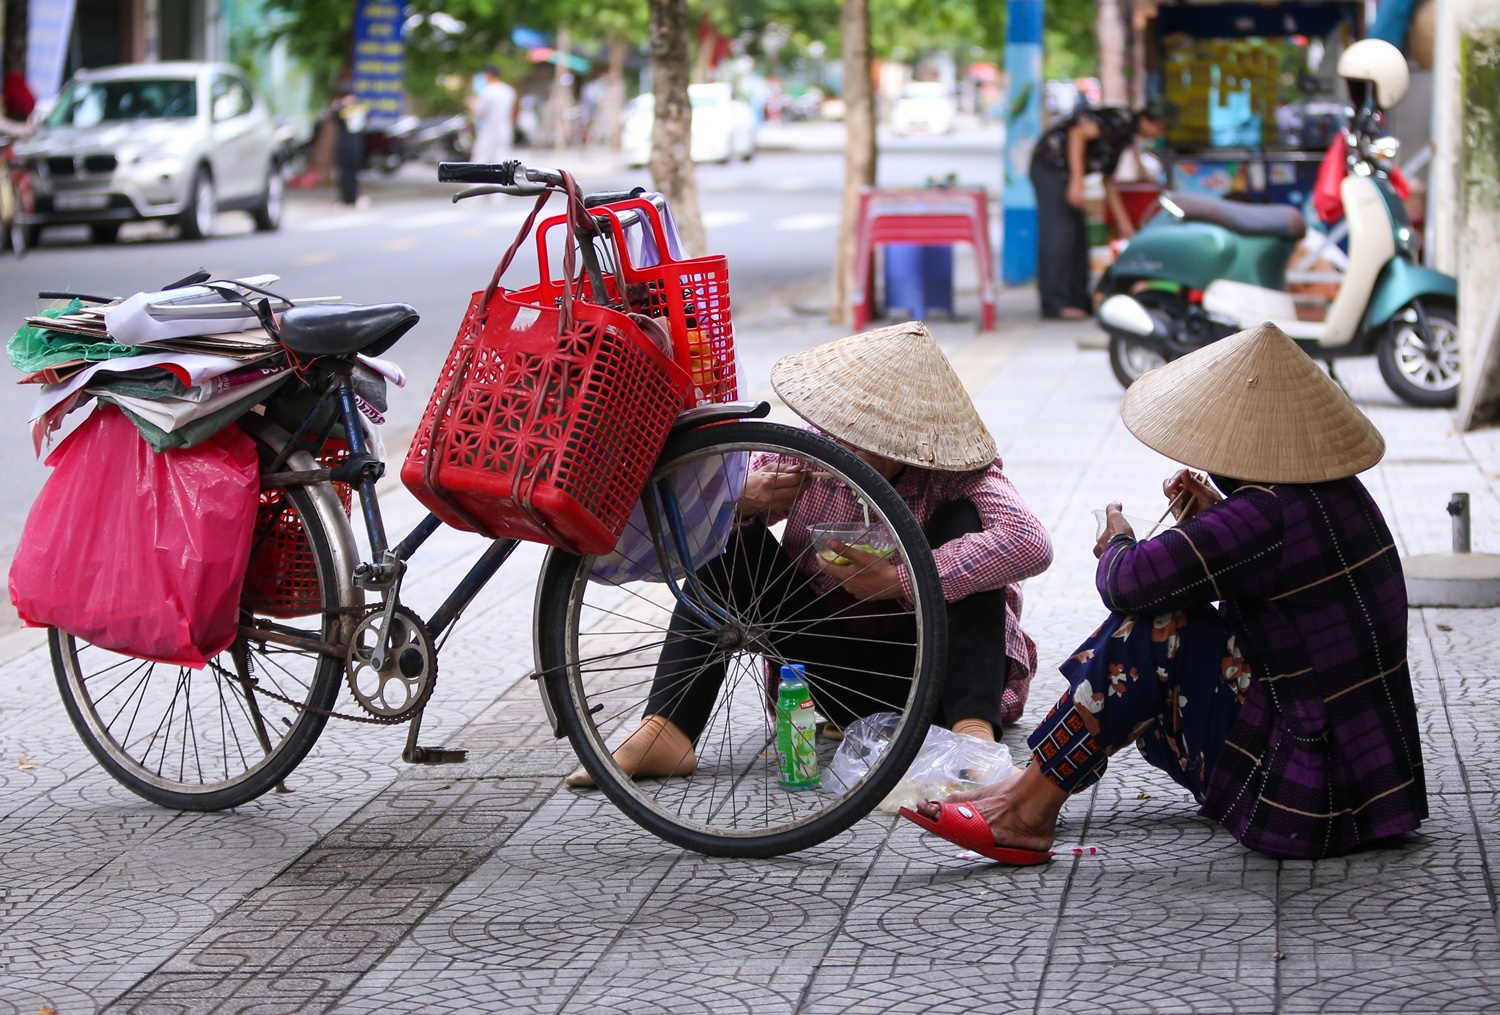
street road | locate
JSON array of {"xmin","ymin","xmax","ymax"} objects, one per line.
[{"xmin": 0, "ymin": 140, "xmax": 1002, "ymax": 559}]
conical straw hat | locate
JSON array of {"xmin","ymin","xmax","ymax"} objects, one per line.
[
  {"xmin": 770, "ymin": 321, "xmax": 996, "ymax": 471},
  {"xmin": 1120, "ymin": 322, "xmax": 1385, "ymax": 483}
]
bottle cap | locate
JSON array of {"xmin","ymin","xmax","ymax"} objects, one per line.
[{"xmin": 780, "ymin": 663, "xmax": 807, "ymax": 682}]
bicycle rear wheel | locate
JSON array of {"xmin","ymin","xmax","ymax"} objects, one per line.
[
  {"xmin": 535, "ymin": 421, "xmax": 947, "ymax": 857},
  {"xmin": 51, "ymin": 422, "xmax": 362, "ymax": 810}
]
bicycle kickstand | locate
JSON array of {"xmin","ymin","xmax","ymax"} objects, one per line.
[{"xmin": 403, "ymin": 712, "xmax": 467, "ymax": 765}]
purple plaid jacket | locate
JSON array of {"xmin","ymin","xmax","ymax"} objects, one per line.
[{"xmin": 1097, "ymin": 478, "xmax": 1426, "ymax": 859}]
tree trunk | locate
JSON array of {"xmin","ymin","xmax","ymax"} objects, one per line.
[
  {"xmin": 545, "ymin": 24, "xmax": 575, "ymax": 148},
  {"xmin": 589, "ymin": 38, "xmax": 628, "ymax": 150},
  {"xmin": 830, "ymin": 0, "xmax": 877, "ymax": 326},
  {"xmin": 1096, "ymin": 0, "xmax": 1129, "ymax": 106},
  {"xmin": 649, "ymin": 0, "xmax": 706, "ymax": 257}
]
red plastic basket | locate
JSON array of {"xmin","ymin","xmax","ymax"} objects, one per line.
[
  {"xmin": 242, "ymin": 440, "xmax": 351, "ymax": 617},
  {"xmin": 536, "ymin": 198, "xmax": 738, "ymax": 406},
  {"xmin": 400, "ymin": 284, "xmax": 690, "ymax": 555}
]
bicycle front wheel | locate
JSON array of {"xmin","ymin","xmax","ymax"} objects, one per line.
[
  {"xmin": 51, "ymin": 422, "xmax": 362, "ymax": 810},
  {"xmin": 535, "ymin": 421, "xmax": 947, "ymax": 857}
]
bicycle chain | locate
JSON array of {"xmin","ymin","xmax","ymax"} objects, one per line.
[{"xmin": 245, "ymin": 606, "xmax": 435, "ymax": 725}]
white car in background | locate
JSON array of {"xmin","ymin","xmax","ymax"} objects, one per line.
[
  {"xmin": 622, "ymin": 83, "xmax": 756, "ymax": 167},
  {"xmin": 890, "ymin": 82, "xmax": 957, "ymax": 136},
  {"xmin": 14, "ymin": 62, "xmax": 281, "ymax": 246}
]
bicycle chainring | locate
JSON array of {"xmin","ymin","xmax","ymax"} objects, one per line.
[{"xmin": 345, "ymin": 605, "xmax": 438, "ymax": 722}]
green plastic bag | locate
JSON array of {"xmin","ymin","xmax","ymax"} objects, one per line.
[{"xmin": 7, "ymin": 300, "xmax": 136, "ymax": 373}]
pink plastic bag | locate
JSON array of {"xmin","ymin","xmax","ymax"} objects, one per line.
[{"xmin": 9, "ymin": 405, "xmax": 260, "ymax": 668}]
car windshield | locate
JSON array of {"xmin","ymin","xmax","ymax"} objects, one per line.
[{"xmin": 46, "ymin": 79, "xmax": 197, "ymax": 127}]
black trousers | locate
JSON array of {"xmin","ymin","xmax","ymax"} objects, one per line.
[
  {"xmin": 1030, "ymin": 160, "xmax": 1091, "ymax": 317},
  {"xmin": 336, "ymin": 132, "xmax": 364, "ymax": 205},
  {"xmin": 644, "ymin": 501, "xmax": 1010, "ymax": 741}
]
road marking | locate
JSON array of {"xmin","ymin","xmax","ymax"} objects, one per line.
[
  {"xmin": 381, "ymin": 237, "xmax": 419, "ymax": 252},
  {"xmin": 393, "ymin": 210, "xmax": 467, "ymax": 229},
  {"xmin": 703, "ymin": 209, "xmax": 751, "ymax": 229},
  {"xmin": 772, "ymin": 212, "xmax": 840, "ymax": 232},
  {"xmin": 294, "ymin": 251, "xmax": 334, "ymax": 265},
  {"xmin": 292, "ymin": 215, "xmax": 368, "ymax": 233}
]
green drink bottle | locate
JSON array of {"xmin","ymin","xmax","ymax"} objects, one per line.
[{"xmin": 776, "ymin": 664, "xmax": 820, "ymax": 790}]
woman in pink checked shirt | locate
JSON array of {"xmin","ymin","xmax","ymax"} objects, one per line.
[{"xmin": 566, "ymin": 322, "xmax": 1052, "ymax": 788}]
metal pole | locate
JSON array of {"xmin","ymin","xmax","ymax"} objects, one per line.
[
  {"xmin": 1448, "ymin": 492, "xmax": 1471, "ymax": 553},
  {"xmin": 1001, "ymin": 0, "xmax": 1043, "ymax": 286}
]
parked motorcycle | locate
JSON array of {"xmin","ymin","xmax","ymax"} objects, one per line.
[
  {"xmin": 1096, "ymin": 39, "xmax": 1458, "ymax": 408},
  {"xmin": 363, "ymin": 115, "xmax": 472, "ymax": 174}
]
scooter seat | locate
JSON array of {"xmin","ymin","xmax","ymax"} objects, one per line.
[
  {"xmin": 1164, "ymin": 192, "xmax": 1306, "ymax": 241},
  {"xmin": 278, "ymin": 303, "xmax": 419, "ymax": 358}
]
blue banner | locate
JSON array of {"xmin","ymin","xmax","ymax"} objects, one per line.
[
  {"xmin": 26, "ymin": 0, "xmax": 77, "ymax": 102},
  {"xmin": 351, "ymin": 0, "xmax": 406, "ymax": 130}
]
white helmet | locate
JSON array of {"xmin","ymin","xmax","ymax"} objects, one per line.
[{"xmin": 1337, "ymin": 38, "xmax": 1410, "ymax": 109}]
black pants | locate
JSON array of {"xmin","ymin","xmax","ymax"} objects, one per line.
[
  {"xmin": 644, "ymin": 501, "xmax": 1010, "ymax": 741},
  {"xmin": 1030, "ymin": 160, "xmax": 1091, "ymax": 317},
  {"xmin": 336, "ymin": 132, "xmax": 364, "ymax": 205}
]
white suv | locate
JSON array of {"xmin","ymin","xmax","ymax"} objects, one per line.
[{"xmin": 14, "ymin": 61, "xmax": 281, "ymax": 245}]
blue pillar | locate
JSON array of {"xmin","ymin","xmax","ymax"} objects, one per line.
[{"xmin": 1002, "ymin": 0, "xmax": 1044, "ymax": 286}]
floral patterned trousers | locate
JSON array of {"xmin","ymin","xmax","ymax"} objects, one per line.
[{"xmin": 1026, "ymin": 605, "xmax": 1252, "ymax": 801}]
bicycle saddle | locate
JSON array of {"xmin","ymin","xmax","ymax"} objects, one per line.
[
  {"xmin": 1163, "ymin": 192, "xmax": 1306, "ymax": 240},
  {"xmin": 278, "ymin": 303, "xmax": 420, "ymax": 358}
]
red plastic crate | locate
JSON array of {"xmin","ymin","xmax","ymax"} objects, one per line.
[
  {"xmin": 537, "ymin": 199, "xmax": 738, "ymax": 406},
  {"xmin": 400, "ymin": 287, "xmax": 690, "ymax": 555},
  {"xmin": 242, "ymin": 440, "xmax": 351, "ymax": 617}
]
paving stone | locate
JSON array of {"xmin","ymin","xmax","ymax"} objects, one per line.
[{"xmin": 7, "ymin": 304, "xmax": 1500, "ymax": 1011}]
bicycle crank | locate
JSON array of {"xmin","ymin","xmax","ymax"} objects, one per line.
[{"xmin": 345, "ymin": 604, "xmax": 438, "ymax": 722}]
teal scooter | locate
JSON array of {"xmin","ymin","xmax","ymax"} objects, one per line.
[{"xmin": 1096, "ymin": 39, "xmax": 1458, "ymax": 407}]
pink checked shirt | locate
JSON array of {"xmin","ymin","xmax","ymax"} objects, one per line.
[{"xmin": 751, "ymin": 450, "xmax": 1053, "ymax": 724}]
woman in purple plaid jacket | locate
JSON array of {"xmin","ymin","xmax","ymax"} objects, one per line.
[{"xmin": 907, "ymin": 323, "xmax": 1427, "ymax": 862}]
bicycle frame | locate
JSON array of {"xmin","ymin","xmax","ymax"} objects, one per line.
[{"xmin": 271, "ymin": 362, "xmax": 770, "ymax": 754}]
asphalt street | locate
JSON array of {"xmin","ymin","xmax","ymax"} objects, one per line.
[{"xmin": 0, "ymin": 141, "xmax": 1003, "ymax": 563}]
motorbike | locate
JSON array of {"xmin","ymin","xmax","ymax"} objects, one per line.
[
  {"xmin": 363, "ymin": 115, "xmax": 472, "ymax": 174},
  {"xmin": 1095, "ymin": 39, "xmax": 1458, "ymax": 408}
]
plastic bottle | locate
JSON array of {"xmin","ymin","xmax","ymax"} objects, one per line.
[{"xmin": 776, "ymin": 663, "xmax": 820, "ymax": 790}]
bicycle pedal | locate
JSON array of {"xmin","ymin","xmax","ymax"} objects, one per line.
[{"xmin": 403, "ymin": 745, "xmax": 468, "ymax": 765}]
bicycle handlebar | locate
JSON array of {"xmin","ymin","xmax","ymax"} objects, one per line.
[{"xmin": 437, "ymin": 160, "xmax": 563, "ymax": 193}]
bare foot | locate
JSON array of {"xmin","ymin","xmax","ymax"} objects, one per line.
[
  {"xmin": 1058, "ymin": 307, "xmax": 1090, "ymax": 320},
  {"xmin": 565, "ymin": 714, "xmax": 697, "ymax": 787},
  {"xmin": 915, "ymin": 763, "xmax": 1066, "ymax": 852}
]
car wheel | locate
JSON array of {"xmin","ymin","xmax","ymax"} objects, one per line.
[
  {"xmin": 251, "ymin": 163, "xmax": 283, "ymax": 232},
  {"xmin": 178, "ymin": 167, "xmax": 216, "ymax": 241},
  {"xmin": 89, "ymin": 222, "xmax": 121, "ymax": 244}
]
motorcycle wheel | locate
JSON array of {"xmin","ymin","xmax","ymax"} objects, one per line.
[
  {"xmin": 1377, "ymin": 302, "xmax": 1460, "ymax": 408},
  {"xmin": 1104, "ymin": 289, "xmax": 1181, "ymax": 388},
  {"xmin": 1108, "ymin": 333, "xmax": 1167, "ymax": 388}
]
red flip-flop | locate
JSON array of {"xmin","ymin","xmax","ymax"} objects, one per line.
[{"xmin": 899, "ymin": 802, "xmax": 1054, "ymax": 865}]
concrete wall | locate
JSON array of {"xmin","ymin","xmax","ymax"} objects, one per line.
[{"xmin": 1456, "ymin": 27, "xmax": 1500, "ymax": 429}]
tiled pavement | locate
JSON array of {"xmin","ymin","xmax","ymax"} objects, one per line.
[{"xmin": 2, "ymin": 289, "xmax": 1499, "ymax": 1013}]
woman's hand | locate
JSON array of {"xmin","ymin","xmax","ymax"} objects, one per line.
[
  {"xmin": 817, "ymin": 542, "xmax": 903, "ymax": 601},
  {"xmin": 737, "ymin": 465, "xmax": 809, "ymax": 516},
  {"xmin": 1066, "ymin": 177, "xmax": 1087, "ymax": 210},
  {"xmin": 1162, "ymin": 469, "xmax": 1220, "ymax": 524},
  {"xmin": 1093, "ymin": 502, "xmax": 1134, "ymax": 558}
]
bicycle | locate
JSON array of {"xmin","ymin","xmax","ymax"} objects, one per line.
[{"xmin": 49, "ymin": 161, "xmax": 949, "ymax": 858}]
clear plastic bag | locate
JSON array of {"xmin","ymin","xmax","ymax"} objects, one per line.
[{"xmin": 824, "ymin": 712, "xmax": 1019, "ymax": 815}]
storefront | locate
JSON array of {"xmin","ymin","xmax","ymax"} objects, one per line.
[{"xmin": 1141, "ymin": 0, "xmax": 1365, "ymax": 207}]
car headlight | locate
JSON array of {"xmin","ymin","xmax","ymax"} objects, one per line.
[{"xmin": 124, "ymin": 136, "xmax": 195, "ymax": 167}]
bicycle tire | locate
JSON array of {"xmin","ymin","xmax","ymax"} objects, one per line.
[
  {"xmin": 51, "ymin": 422, "xmax": 361, "ymax": 810},
  {"xmin": 535, "ymin": 421, "xmax": 947, "ymax": 857}
]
